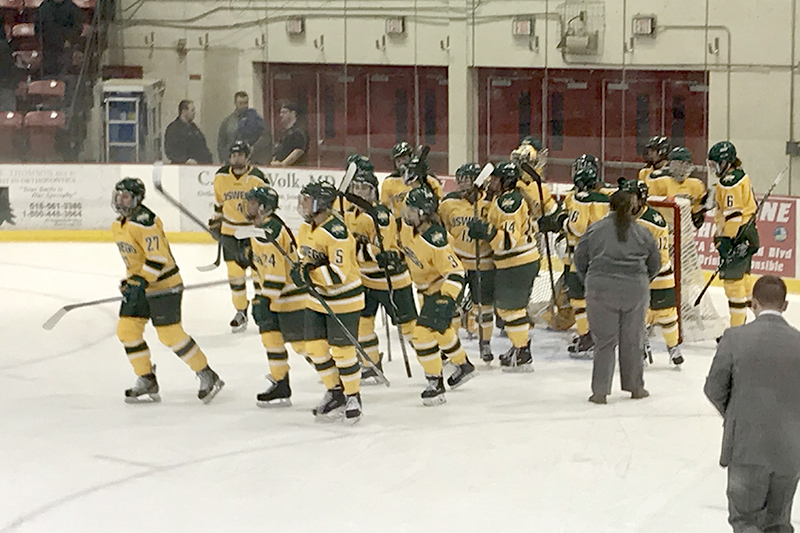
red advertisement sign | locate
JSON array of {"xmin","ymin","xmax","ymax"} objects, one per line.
[{"xmin": 696, "ymin": 195, "xmax": 796, "ymax": 278}]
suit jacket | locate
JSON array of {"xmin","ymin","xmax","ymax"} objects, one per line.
[{"xmin": 704, "ymin": 313, "xmax": 800, "ymax": 473}]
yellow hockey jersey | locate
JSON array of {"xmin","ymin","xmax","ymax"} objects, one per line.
[
  {"xmin": 714, "ymin": 169, "xmax": 757, "ymax": 239},
  {"xmin": 518, "ymin": 179, "xmax": 558, "ymax": 220},
  {"xmin": 438, "ymin": 190, "xmax": 493, "ymax": 271},
  {"xmin": 639, "ymin": 163, "xmax": 667, "ymax": 184},
  {"xmin": 344, "ymin": 205, "xmax": 413, "ymax": 291},
  {"xmin": 112, "ymin": 205, "xmax": 182, "ymax": 292},
  {"xmin": 563, "ymin": 189, "xmax": 611, "ymax": 249},
  {"xmin": 636, "ymin": 206, "xmax": 675, "ymax": 291},
  {"xmin": 380, "ymin": 174, "xmax": 444, "ymax": 221},
  {"xmin": 213, "ymin": 165, "xmax": 268, "ymax": 236},
  {"xmin": 485, "ymin": 188, "xmax": 541, "ymax": 270},
  {"xmin": 299, "ymin": 215, "xmax": 364, "ymax": 315},
  {"xmin": 398, "ymin": 222, "xmax": 465, "ymax": 299},
  {"xmin": 647, "ymin": 170, "xmax": 707, "ymax": 228},
  {"xmin": 250, "ymin": 216, "xmax": 307, "ymax": 313}
]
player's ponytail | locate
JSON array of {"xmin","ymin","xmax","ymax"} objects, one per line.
[{"xmin": 609, "ymin": 190, "xmax": 636, "ymax": 242}]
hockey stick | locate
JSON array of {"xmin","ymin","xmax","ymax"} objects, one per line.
[
  {"xmin": 235, "ymin": 224, "xmax": 391, "ymax": 387},
  {"xmin": 197, "ymin": 242, "xmax": 222, "ymax": 272},
  {"xmin": 383, "ymin": 307, "xmax": 393, "ymax": 362},
  {"xmin": 42, "ymin": 279, "xmax": 230, "ymax": 330},
  {"xmin": 472, "ymin": 162, "xmax": 494, "ymax": 350},
  {"xmin": 694, "ymin": 167, "xmax": 788, "ymax": 306},
  {"xmin": 342, "ymin": 191, "xmax": 413, "ymax": 378},
  {"xmin": 521, "ymin": 162, "xmax": 558, "ymax": 315}
]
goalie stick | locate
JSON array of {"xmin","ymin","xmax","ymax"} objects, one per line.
[
  {"xmin": 694, "ymin": 166, "xmax": 788, "ymax": 307},
  {"xmin": 42, "ymin": 279, "xmax": 230, "ymax": 330}
]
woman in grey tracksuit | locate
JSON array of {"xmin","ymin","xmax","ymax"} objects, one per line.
[{"xmin": 573, "ymin": 186, "xmax": 661, "ymax": 404}]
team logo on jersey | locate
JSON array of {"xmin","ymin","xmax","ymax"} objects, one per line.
[
  {"xmin": 429, "ymin": 231, "xmax": 446, "ymax": 246},
  {"xmin": 652, "ymin": 212, "xmax": 664, "ymax": 225}
]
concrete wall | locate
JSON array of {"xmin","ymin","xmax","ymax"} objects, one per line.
[{"xmin": 110, "ymin": 0, "xmax": 800, "ymax": 194}]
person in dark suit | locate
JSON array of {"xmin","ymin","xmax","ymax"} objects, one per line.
[
  {"xmin": 705, "ymin": 275, "xmax": 800, "ymax": 533},
  {"xmin": 164, "ymin": 100, "xmax": 212, "ymax": 165}
]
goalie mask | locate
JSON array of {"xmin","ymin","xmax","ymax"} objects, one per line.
[
  {"xmin": 112, "ymin": 177, "xmax": 145, "ymax": 217},
  {"xmin": 668, "ymin": 146, "xmax": 693, "ymax": 183},
  {"xmin": 707, "ymin": 141, "xmax": 738, "ymax": 179},
  {"xmin": 511, "ymin": 142, "xmax": 547, "ymax": 175},
  {"xmin": 245, "ymin": 186, "xmax": 279, "ymax": 224},
  {"xmin": 298, "ymin": 181, "xmax": 337, "ymax": 223}
]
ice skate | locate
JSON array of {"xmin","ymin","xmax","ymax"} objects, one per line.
[
  {"xmin": 256, "ymin": 375, "xmax": 292, "ymax": 407},
  {"xmin": 343, "ymin": 393, "xmax": 362, "ymax": 425},
  {"xmin": 312, "ymin": 385, "xmax": 346, "ymax": 419},
  {"xmin": 568, "ymin": 333, "xmax": 594, "ymax": 360},
  {"xmin": 502, "ymin": 342, "xmax": 534, "ymax": 373},
  {"xmin": 197, "ymin": 366, "xmax": 224, "ymax": 404},
  {"xmin": 479, "ymin": 340, "xmax": 493, "ymax": 364},
  {"xmin": 668, "ymin": 345, "xmax": 684, "ymax": 366},
  {"xmin": 124, "ymin": 367, "xmax": 160, "ymax": 404},
  {"xmin": 360, "ymin": 355, "xmax": 383, "ymax": 386},
  {"xmin": 421, "ymin": 375, "xmax": 446, "ymax": 406},
  {"xmin": 447, "ymin": 358, "xmax": 476, "ymax": 388},
  {"xmin": 498, "ymin": 346, "xmax": 514, "ymax": 366},
  {"xmin": 230, "ymin": 308, "xmax": 248, "ymax": 333}
]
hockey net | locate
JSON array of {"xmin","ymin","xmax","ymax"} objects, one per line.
[{"xmin": 527, "ymin": 195, "xmax": 727, "ymax": 342}]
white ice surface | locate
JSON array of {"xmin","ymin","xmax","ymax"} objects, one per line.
[{"xmin": 1, "ymin": 242, "xmax": 797, "ymax": 533}]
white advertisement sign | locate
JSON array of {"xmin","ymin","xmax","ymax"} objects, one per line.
[{"xmin": 0, "ymin": 165, "xmax": 109, "ymax": 230}]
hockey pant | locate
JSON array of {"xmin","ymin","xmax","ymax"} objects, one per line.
[
  {"xmin": 648, "ymin": 286, "xmax": 679, "ymax": 349},
  {"xmin": 723, "ymin": 274, "xmax": 757, "ymax": 327},
  {"xmin": 359, "ymin": 285, "xmax": 417, "ymax": 365},
  {"xmin": 494, "ymin": 261, "xmax": 539, "ymax": 348},
  {"xmin": 222, "ymin": 235, "xmax": 256, "ymax": 312},
  {"xmin": 305, "ymin": 310, "xmax": 361, "ymax": 395},
  {"xmin": 466, "ymin": 268, "xmax": 495, "ymax": 340},
  {"xmin": 564, "ymin": 267, "xmax": 589, "ymax": 337},
  {"xmin": 411, "ymin": 324, "xmax": 467, "ymax": 377}
]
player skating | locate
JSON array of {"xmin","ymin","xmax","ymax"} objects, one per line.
[
  {"xmin": 111, "ymin": 178, "xmax": 224, "ymax": 404},
  {"xmin": 400, "ymin": 187, "xmax": 476, "ymax": 404},
  {"xmin": 209, "ymin": 141, "xmax": 268, "ymax": 332}
]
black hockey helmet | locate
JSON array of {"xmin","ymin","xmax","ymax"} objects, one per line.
[
  {"xmin": 299, "ymin": 181, "xmax": 337, "ymax": 221},
  {"xmin": 573, "ymin": 167, "xmax": 599, "ymax": 191},
  {"xmin": 392, "ymin": 141, "xmax": 413, "ymax": 160},
  {"xmin": 644, "ymin": 136, "xmax": 670, "ymax": 164},
  {"xmin": 618, "ymin": 178, "xmax": 648, "ymax": 202},
  {"xmin": 112, "ymin": 177, "xmax": 145, "ymax": 217},
  {"xmin": 229, "ymin": 140, "xmax": 251, "ymax": 158},
  {"xmin": 346, "ymin": 153, "xmax": 374, "ymax": 173},
  {"xmin": 572, "ymin": 154, "xmax": 599, "ymax": 178},
  {"xmin": 492, "ymin": 161, "xmax": 521, "ymax": 190}
]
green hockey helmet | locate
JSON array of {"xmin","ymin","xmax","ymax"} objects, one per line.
[
  {"xmin": 492, "ymin": 161, "xmax": 521, "ymax": 190},
  {"xmin": 571, "ymin": 154, "xmax": 599, "ymax": 178},
  {"xmin": 618, "ymin": 178, "xmax": 649, "ymax": 202},
  {"xmin": 112, "ymin": 177, "xmax": 145, "ymax": 217},
  {"xmin": 405, "ymin": 185, "xmax": 438, "ymax": 215},
  {"xmin": 668, "ymin": 147, "xmax": 693, "ymax": 182},
  {"xmin": 707, "ymin": 141, "xmax": 738, "ymax": 177},
  {"xmin": 346, "ymin": 153, "xmax": 374, "ymax": 173},
  {"xmin": 246, "ymin": 185, "xmax": 279, "ymax": 215},
  {"xmin": 298, "ymin": 181, "xmax": 337, "ymax": 222},
  {"xmin": 573, "ymin": 166, "xmax": 599, "ymax": 191},
  {"xmin": 668, "ymin": 146, "xmax": 692, "ymax": 162}
]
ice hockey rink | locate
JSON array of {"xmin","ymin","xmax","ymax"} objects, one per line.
[{"xmin": 2, "ymin": 241, "xmax": 798, "ymax": 533}]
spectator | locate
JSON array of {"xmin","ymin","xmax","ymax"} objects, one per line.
[
  {"xmin": 34, "ymin": 0, "xmax": 82, "ymax": 78},
  {"xmin": 0, "ymin": 26, "xmax": 14, "ymax": 111},
  {"xmin": 271, "ymin": 102, "xmax": 308, "ymax": 167},
  {"xmin": 164, "ymin": 100, "xmax": 212, "ymax": 165},
  {"xmin": 216, "ymin": 91, "xmax": 265, "ymax": 164},
  {"xmin": 705, "ymin": 275, "xmax": 800, "ymax": 533}
]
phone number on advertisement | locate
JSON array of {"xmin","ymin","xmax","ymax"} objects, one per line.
[{"xmin": 23, "ymin": 201, "xmax": 83, "ymax": 218}]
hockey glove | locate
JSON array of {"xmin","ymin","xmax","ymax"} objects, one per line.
[
  {"xmin": 376, "ymin": 250, "xmax": 405, "ymax": 274},
  {"xmin": 538, "ymin": 211, "xmax": 566, "ymax": 234},
  {"xmin": 420, "ymin": 294, "xmax": 457, "ymax": 334},
  {"xmin": 289, "ymin": 263, "xmax": 307, "ymax": 288},
  {"xmin": 691, "ymin": 209, "xmax": 708, "ymax": 229},
  {"xmin": 208, "ymin": 217, "xmax": 222, "ymax": 240},
  {"xmin": 235, "ymin": 241, "xmax": 253, "ymax": 269},
  {"xmin": 467, "ymin": 219, "xmax": 497, "ymax": 241},
  {"xmin": 734, "ymin": 222, "xmax": 760, "ymax": 253},
  {"xmin": 120, "ymin": 275, "xmax": 148, "ymax": 305},
  {"xmin": 251, "ymin": 295, "xmax": 272, "ymax": 327},
  {"xmin": 305, "ymin": 251, "xmax": 330, "ymax": 270}
]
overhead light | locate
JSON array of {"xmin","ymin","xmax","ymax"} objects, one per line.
[
  {"xmin": 512, "ymin": 17, "xmax": 534, "ymax": 36},
  {"xmin": 385, "ymin": 16, "xmax": 405, "ymax": 35},
  {"xmin": 286, "ymin": 16, "xmax": 305, "ymax": 36},
  {"xmin": 632, "ymin": 14, "xmax": 656, "ymax": 37}
]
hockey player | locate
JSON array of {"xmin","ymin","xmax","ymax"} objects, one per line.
[
  {"xmin": 343, "ymin": 166, "xmax": 417, "ymax": 382},
  {"xmin": 468, "ymin": 162, "xmax": 540, "ymax": 371},
  {"xmin": 439, "ymin": 163, "xmax": 495, "ymax": 361},
  {"xmin": 620, "ymin": 178, "xmax": 685, "ymax": 366},
  {"xmin": 563, "ymin": 159, "xmax": 611, "ymax": 358},
  {"xmin": 111, "ymin": 178, "xmax": 224, "ymax": 404},
  {"xmin": 244, "ymin": 186, "xmax": 307, "ymax": 407},
  {"xmin": 400, "ymin": 187, "xmax": 476, "ymax": 404},
  {"xmin": 707, "ymin": 141, "xmax": 760, "ymax": 327},
  {"xmin": 639, "ymin": 136, "xmax": 671, "ymax": 183},
  {"xmin": 296, "ymin": 181, "xmax": 365, "ymax": 423},
  {"xmin": 647, "ymin": 146, "xmax": 709, "ymax": 229},
  {"xmin": 380, "ymin": 142, "xmax": 443, "ymax": 221},
  {"xmin": 210, "ymin": 140, "xmax": 268, "ymax": 332}
]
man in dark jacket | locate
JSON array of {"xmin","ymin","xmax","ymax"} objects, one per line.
[
  {"xmin": 35, "ymin": 0, "xmax": 81, "ymax": 77},
  {"xmin": 271, "ymin": 102, "xmax": 308, "ymax": 167},
  {"xmin": 164, "ymin": 100, "xmax": 212, "ymax": 164},
  {"xmin": 216, "ymin": 91, "xmax": 265, "ymax": 164},
  {"xmin": 705, "ymin": 275, "xmax": 800, "ymax": 533}
]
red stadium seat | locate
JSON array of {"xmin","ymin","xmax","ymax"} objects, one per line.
[
  {"xmin": 0, "ymin": 111, "xmax": 23, "ymax": 160},
  {"xmin": 24, "ymin": 110, "xmax": 64, "ymax": 161},
  {"xmin": 22, "ymin": 0, "xmax": 43, "ymax": 8},
  {"xmin": 10, "ymin": 21, "xmax": 31, "ymax": 36},
  {"xmin": 27, "ymin": 79, "xmax": 64, "ymax": 108},
  {"xmin": 13, "ymin": 49, "xmax": 41, "ymax": 71},
  {"xmin": 0, "ymin": 0, "xmax": 23, "ymax": 9},
  {"xmin": 71, "ymin": 0, "xmax": 95, "ymax": 8},
  {"xmin": 10, "ymin": 21, "xmax": 37, "ymax": 50}
]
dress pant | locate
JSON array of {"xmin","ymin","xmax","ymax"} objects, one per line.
[
  {"xmin": 585, "ymin": 281, "xmax": 648, "ymax": 396},
  {"xmin": 727, "ymin": 463, "xmax": 800, "ymax": 533}
]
